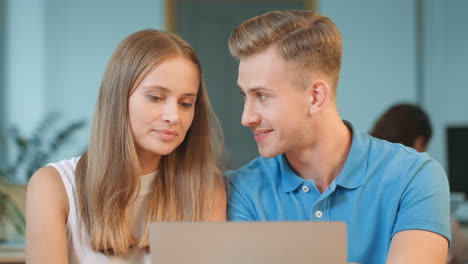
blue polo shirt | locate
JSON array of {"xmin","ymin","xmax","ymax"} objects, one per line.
[{"xmin": 225, "ymin": 122, "xmax": 451, "ymax": 263}]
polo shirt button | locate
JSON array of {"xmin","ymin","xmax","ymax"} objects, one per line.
[
  {"xmin": 315, "ymin": 210, "xmax": 323, "ymax": 218},
  {"xmin": 302, "ymin": 185, "xmax": 310, "ymax": 192}
]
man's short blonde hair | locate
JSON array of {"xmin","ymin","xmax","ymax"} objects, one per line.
[{"xmin": 229, "ymin": 10, "xmax": 342, "ymax": 90}]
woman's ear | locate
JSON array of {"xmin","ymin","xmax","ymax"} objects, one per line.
[{"xmin": 307, "ymin": 80, "xmax": 330, "ymax": 114}]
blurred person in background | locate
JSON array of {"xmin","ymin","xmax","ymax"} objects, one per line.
[{"xmin": 370, "ymin": 103, "xmax": 468, "ymax": 264}]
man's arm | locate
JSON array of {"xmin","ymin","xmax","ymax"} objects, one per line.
[
  {"xmin": 386, "ymin": 157, "xmax": 451, "ymax": 263},
  {"xmin": 386, "ymin": 230, "xmax": 448, "ymax": 263},
  {"xmin": 225, "ymin": 172, "xmax": 256, "ymax": 221}
]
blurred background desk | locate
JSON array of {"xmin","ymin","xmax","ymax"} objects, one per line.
[
  {"xmin": 0, "ymin": 239, "xmax": 24, "ymax": 264},
  {"xmin": 0, "ymin": 251, "xmax": 24, "ymax": 264},
  {"xmin": 462, "ymin": 224, "xmax": 468, "ymax": 237}
]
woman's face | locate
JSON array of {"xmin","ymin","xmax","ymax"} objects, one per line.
[{"xmin": 128, "ymin": 56, "xmax": 199, "ymax": 162}]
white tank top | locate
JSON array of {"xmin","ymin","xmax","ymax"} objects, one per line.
[{"xmin": 49, "ymin": 157, "xmax": 155, "ymax": 264}]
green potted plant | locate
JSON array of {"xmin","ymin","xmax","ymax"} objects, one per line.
[{"xmin": 0, "ymin": 113, "xmax": 85, "ymax": 240}]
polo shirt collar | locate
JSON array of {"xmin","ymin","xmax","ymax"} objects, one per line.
[
  {"xmin": 334, "ymin": 121, "xmax": 368, "ymax": 189},
  {"xmin": 280, "ymin": 120, "xmax": 368, "ymax": 192},
  {"xmin": 279, "ymin": 154, "xmax": 305, "ymax": 193}
]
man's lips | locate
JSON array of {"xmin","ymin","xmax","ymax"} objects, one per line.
[
  {"xmin": 253, "ymin": 129, "xmax": 273, "ymax": 142},
  {"xmin": 253, "ymin": 129, "xmax": 273, "ymax": 136}
]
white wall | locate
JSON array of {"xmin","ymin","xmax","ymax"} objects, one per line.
[
  {"xmin": 44, "ymin": 0, "xmax": 165, "ymax": 160},
  {"xmin": 0, "ymin": 0, "xmax": 6, "ymax": 132},
  {"xmin": 4, "ymin": 0, "xmax": 165, "ymax": 166},
  {"xmin": 319, "ymin": 0, "xmax": 468, "ymax": 170},
  {"xmin": 5, "ymin": 0, "xmax": 46, "ymax": 134},
  {"xmin": 3, "ymin": 0, "xmax": 467, "ymax": 174},
  {"xmin": 318, "ymin": 0, "xmax": 417, "ymax": 133},
  {"xmin": 423, "ymin": 0, "xmax": 468, "ymax": 169}
]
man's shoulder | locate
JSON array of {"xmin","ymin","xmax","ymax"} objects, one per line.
[
  {"xmin": 366, "ymin": 135, "xmax": 442, "ymax": 179},
  {"xmin": 348, "ymin": 123, "xmax": 432, "ymax": 172},
  {"xmin": 368, "ymin": 135, "xmax": 431, "ymax": 163},
  {"xmin": 224, "ymin": 155, "xmax": 282, "ymax": 185}
]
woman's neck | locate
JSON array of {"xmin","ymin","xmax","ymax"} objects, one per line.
[{"xmin": 137, "ymin": 149, "xmax": 161, "ymax": 175}]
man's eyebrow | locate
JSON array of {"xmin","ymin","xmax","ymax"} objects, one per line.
[{"xmin": 237, "ymin": 84, "xmax": 269, "ymax": 93}]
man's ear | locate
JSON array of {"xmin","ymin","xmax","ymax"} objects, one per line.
[
  {"xmin": 307, "ymin": 80, "xmax": 330, "ymax": 114},
  {"xmin": 412, "ymin": 135, "xmax": 427, "ymax": 152}
]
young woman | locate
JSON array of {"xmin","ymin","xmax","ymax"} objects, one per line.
[{"xmin": 25, "ymin": 29, "xmax": 226, "ymax": 263}]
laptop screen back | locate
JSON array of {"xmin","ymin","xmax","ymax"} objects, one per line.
[{"xmin": 150, "ymin": 221, "xmax": 347, "ymax": 264}]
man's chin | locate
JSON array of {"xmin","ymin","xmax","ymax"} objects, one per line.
[{"xmin": 258, "ymin": 147, "xmax": 280, "ymax": 159}]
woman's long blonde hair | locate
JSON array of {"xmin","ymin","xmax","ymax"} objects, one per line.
[{"xmin": 75, "ymin": 29, "xmax": 222, "ymax": 255}]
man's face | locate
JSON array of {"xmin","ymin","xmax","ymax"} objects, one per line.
[{"xmin": 237, "ymin": 46, "xmax": 312, "ymax": 158}]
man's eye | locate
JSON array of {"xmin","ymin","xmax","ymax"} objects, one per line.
[
  {"xmin": 257, "ymin": 93, "xmax": 266, "ymax": 101},
  {"xmin": 240, "ymin": 92, "xmax": 246, "ymax": 102}
]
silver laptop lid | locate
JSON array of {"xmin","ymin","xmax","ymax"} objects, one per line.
[{"xmin": 150, "ymin": 221, "xmax": 346, "ymax": 264}]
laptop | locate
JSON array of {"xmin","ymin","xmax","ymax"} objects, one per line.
[{"xmin": 150, "ymin": 221, "xmax": 347, "ymax": 264}]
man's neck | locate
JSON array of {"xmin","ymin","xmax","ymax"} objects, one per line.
[{"xmin": 285, "ymin": 118, "xmax": 352, "ymax": 193}]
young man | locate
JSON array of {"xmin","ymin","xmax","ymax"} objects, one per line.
[{"xmin": 225, "ymin": 10, "xmax": 450, "ymax": 263}]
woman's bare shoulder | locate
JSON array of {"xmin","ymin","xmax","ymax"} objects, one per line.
[
  {"xmin": 27, "ymin": 165, "xmax": 69, "ymax": 217},
  {"xmin": 26, "ymin": 165, "xmax": 70, "ymax": 263}
]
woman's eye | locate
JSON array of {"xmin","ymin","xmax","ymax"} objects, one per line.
[
  {"xmin": 149, "ymin": 95, "xmax": 163, "ymax": 102},
  {"xmin": 180, "ymin": 102, "xmax": 194, "ymax": 109}
]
